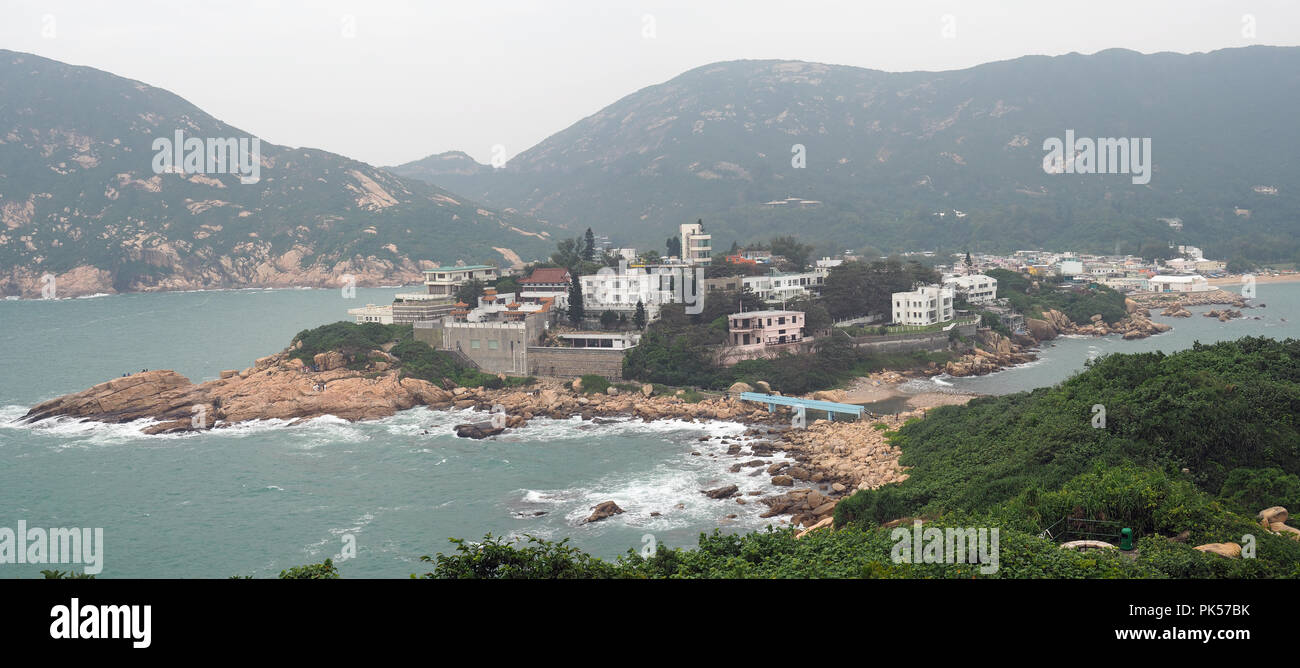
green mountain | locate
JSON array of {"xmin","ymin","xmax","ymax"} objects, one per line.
[
  {"xmin": 0, "ymin": 50, "xmax": 553, "ymax": 297},
  {"xmin": 390, "ymin": 47, "xmax": 1300, "ymax": 263}
]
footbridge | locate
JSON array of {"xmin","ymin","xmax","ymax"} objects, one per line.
[{"xmin": 738, "ymin": 392, "xmax": 865, "ymax": 427}]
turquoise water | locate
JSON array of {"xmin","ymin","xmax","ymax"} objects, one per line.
[
  {"xmin": 902, "ymin": 283, "xmax": 1299, "ymax": 396},
  {"xmin": 1, "ymin": 283, "xmax": 1296, "ymax": 578},
  {"xmin": 0, "ymin": 288, "xmax": 775, "ymax": 578}
]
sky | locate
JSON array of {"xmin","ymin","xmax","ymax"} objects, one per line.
[{"xmin": 4, "ymin": 1, "xmax": 1298, "ymax": 166}]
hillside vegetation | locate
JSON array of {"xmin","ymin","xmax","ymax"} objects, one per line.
[
  {"xmin": 393, "ymin": 48, "xmax": 1300, "ymax": 266},
  {"xmin": 422, "ymin": 337, "xmax": 1300, "ymax": 578}
]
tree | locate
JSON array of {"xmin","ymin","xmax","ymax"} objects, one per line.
[
  {"xmin": 567, "ymin": 277, "xmax": 585, "ymax": 325},
  {"xmin": 666, "ymin": 236, "xmax": 682, "ymax": 259},
  {"xmin": 770, "ymin": 236, "xmax": 814, "ymax": 270},
  {"xmin": 583, "ymin": 228, "xmax": 596, "ymax": 262},
  {"xmin": 551, "ymin": 238, "xmax": 583, "ymax": 269},
  {"xmin": 633, "ymin": 300, "xmax": 647, "ymax": 330},
  {"xmin": 965, "ymin": 250, "xmax": 973, "ymax": 269},
  {"xmin": 455, "ymin": 279, "xmax": 485, "ymax": 305},
  {"xmin": 599, "ymin": 310, "xmax": 618, "ymax": 329}
]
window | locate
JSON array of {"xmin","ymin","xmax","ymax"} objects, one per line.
[
  {"xmin": 487, "ymin": 340, "xmax": 499, "ymax": 350},
  {"xmin": 470, "ymin": 340, "xmax": 481, "ymax": 349}
]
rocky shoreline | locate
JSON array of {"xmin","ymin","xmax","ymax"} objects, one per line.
[{"xmin": 19, "ymin": 342, "xmax": 931, "ymax": 529}]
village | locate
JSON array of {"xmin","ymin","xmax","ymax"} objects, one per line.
[{"xmin": 345, "ymin": 219, "xmax": 1254, "ymax": 384}]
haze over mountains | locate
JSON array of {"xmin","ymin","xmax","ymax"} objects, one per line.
[
  {"xmin": 391, "ymin": 46, "xmax": 1300, "ymax": 264},
  {"xmin": 3, "ymin": 46, "xmax": 1297, "ymax": 298},
  {"xmin": 0, "ymin": 50, "xmax": 553, "ymax": 298}
]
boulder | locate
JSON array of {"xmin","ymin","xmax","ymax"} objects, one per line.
[
  {"xmin": 1258, "ymin": 506, "xmax": 1289, "ymax": 526},
  {"xmin": 1193, "ymin": 542, "xmax": 1242, "ymax": 559},
  {"xmin": 312, "ymin": 351, "xmax": 348, "ymax": 371},
  {"xmin": 795, "ymin": 516, "xmax": 834, "ymax": 539},
  {"xmin": 702, "ymin": 484, "xmax": 739, "ymax": 499},
  {"xmin": 770, "ymin": 475, "xmax": 794, "ymax": 486},
  {"xmin": 727, "ymin": 381, "xmax": 755, "ymax": 394},
  {"xmin": 583, "ymin": 501, "xmax": 625, "ymax": 524},
  {"xmin": 754, "ymin": 381, "xmax": 772, "ymax": 393},
  {"xmin": 454, "ymin": 422, "xmax": 503, "ymax": 439},
  {"xmin": 640, "ymin": 383, "xmax": 654, "ymax": 397}
]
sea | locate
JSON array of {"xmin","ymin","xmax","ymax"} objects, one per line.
[{"xmin": 1, "ymin": 281, "xmax": 1295, "ymax": 578}]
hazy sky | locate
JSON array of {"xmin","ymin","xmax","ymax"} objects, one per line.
[{"xmin": 5, "ymin": 1, "xmax": 1298, "ymax": 166}]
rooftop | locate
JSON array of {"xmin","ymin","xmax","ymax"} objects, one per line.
[
  {"xmin": 423, "ymin": 265, "xmax": 496, "ymax": 273},
  {"xmin": 520, "ymin": 268, "xmax": 571, "ymax": 284},
  {"xmin": 728, "ymin": 309, "xmax": 803, "ymax": 319}
]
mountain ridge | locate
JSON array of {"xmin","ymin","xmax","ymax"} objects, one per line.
[
  {"xmin": 389, "ymin": 46, "xmax": 1300, "ymax": 263},
  {"xmin": 0, "ymin": 49, "xmax": 553, "ymax": 298}
]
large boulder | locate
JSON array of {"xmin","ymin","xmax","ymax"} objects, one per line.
[
  {"xmin": 702, "ymin": 484, "xmax": 739, "ymax": 499},
  {"xmin": 727, "ymin": 381, "xmax": 755, "ymax": 394},
  {"xmin": 313, "ymin": 351, "xmax": 348, "ymax": 371},
  {"xmin": 753, "ymin": 380, "xmax": 772, "ymax": 393},
  {"xmin": 1025, "ymin": 318, "xmax": 1057, "ymax": 341},
  {"xmin": 583, "ymin": 501, "xmax": 624, "ymax": 524},
  {"xmin": 1193, "ymin": 542, "xmax": 1242, "ymax": 559},
  {"xmin": 1259, "ymin": 506, "xmax": 1289, "ymax": 525}
]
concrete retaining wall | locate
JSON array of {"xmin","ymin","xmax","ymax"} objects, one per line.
[{"xmin": 527, "ymin": 347, "xmax": 627, "ymax": 381}]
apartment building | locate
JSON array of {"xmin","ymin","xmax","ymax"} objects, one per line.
[
  {"xmin": 891, "ymin": 285, "xmax": 955, "ymax": 326},
  {"xmin": 680, "ymin": 221, "xmax": 712, "ymax": 265},
  {"xmin": 944, "ymin": 274, "xmax": 998, "ymax": 304}
]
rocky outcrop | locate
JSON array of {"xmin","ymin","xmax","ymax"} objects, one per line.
[
  {"xmin": 454, "ymin": 422, "xmax": 504, "ymax": 439},
  {"xmin": 702, "ymin": 484, "xmax": 739, "ymax": 499},
  {"xmin": 1132, "ymin": 289, "xmax": 1248, "ymax": 310},
  {"xmin": 1022, "ymin": 308, "xmax": 1171, "ymax": 344},
  {"xmin": 21, "ymin": 349, "xmax": 456, "ymax": 434},
  {"xmin": 944, "ymin": 330, "xmax": 1036, "ymax": 377},
  {"xmin": 1203, "ymin": 309, "xmax": 1243, "ymax": 321},
  {"xmin": 583, "ymin": 501, "xmax": 624, "ymax": 524}
]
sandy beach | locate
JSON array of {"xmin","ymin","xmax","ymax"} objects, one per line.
[
  {"xmin": 1207, "ymin": 273, "xmax": 1300, "ymax": 287},
  {"xmin": 828, "ymin": 371, "xmax": 981, "ymax": 412}
]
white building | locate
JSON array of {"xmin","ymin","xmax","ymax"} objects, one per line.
[
  {"xmin": 581, "ymin": 266, "xmax": 680, "ymax": 318},
  {"xmin": 1057, "ymin": 260, "xmax": 1084, "ymax": 276},
  {"xmin": 348, "ymin": 304, "xmax": 394, "ymax": 324},
  {"xmin": 680, "ymin": 221, "xmax": 712, "ymax": 265},
  {"xmin": 1148, "ymin": 275, "xmax": 1211, "ymax": 293},
  {"xmin": 944, "ymin": 274, "xmax": 998, "ymax": 304},
  {"xmin": 742, "ymin": 269, "xmax": 828, "ymax": 303},
  {"xmin": 892, "ymin": 285, "xmax": 955, "ymax": 326},
  {"xmin": 422, "ymin": 265, "xmax": 498, "ymax": 297}
]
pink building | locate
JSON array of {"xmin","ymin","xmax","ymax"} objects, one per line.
[{"xmin": 727, "ymin": 310, "xmax": 806, "ymax": 347}]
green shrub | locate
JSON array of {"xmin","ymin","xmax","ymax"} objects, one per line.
[{"xmin": 579, "ymin": 374, "xmax": 610, "ymax": 394}]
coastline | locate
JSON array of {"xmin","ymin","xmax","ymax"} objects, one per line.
[{"xmin": 1207, "ymin": 273, "xmax": 1300, "ymax": 287}]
